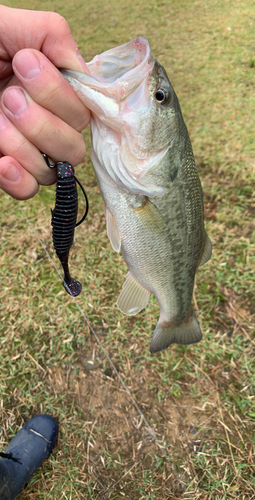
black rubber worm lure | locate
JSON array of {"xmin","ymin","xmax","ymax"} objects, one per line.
[{"xmin": 42, "ymin": 153, "xmax": 89, "ymax": 297}]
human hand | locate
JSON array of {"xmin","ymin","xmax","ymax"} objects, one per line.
[{"xmin": 0, "ymin": 6, "xmax": 90, "ymax": 200}]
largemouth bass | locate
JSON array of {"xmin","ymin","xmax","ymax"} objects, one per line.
[{"xmin": 62, "ymin": 37, "xmax": 212, "ymax": 353}]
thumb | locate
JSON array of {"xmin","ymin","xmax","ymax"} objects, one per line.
[
  {"xmin": 0, "ymin": 7, "xmax": 89, "ymax": 73},
  {"xmin": 40, "ymin": 12, "xmax": 90, "ymax": 73}
]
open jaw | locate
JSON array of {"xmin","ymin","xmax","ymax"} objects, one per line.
[
  {"xmin": 87, "ymin": 37, "xmax": 152, "ymax": 86},
  {"xmin": 61, "ymin": 38, "xmax": 166, "ymax": 197},
  {"xmin": 61, "ymin": 37, "xmax": 154, "ymax": 102}
]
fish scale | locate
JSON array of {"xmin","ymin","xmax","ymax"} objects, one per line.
[{"xmin": 62, "ymin": 36, "xmax": 212, "ymax": 353}]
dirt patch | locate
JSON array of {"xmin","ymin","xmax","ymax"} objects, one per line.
[{"xmin": 46, "ymin": 354, "xmax": 219, "ymax": 497}]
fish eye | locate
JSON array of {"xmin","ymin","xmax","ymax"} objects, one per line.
[{"xmin": 155, "ymin": 87, "xmax": 170, "ymax": 105}]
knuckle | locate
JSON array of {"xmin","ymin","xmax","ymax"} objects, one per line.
[
  {"xmin": 40, "ymin": 83, "xmax": 62, "ymax": 109},
  {"xmin": 73, "ymin": 111, "xmax": 91, "ymax": 133},
  {"xmin": 9, "ymin": 137, "xmax": 29, "ymax": 160},
  {"xmin": 29, "ymin": 120, "xmax": 50, "ymax": 144},
  {"xmin": 47, "ymin": 12, "xmax": 71, "ymax": 36}
]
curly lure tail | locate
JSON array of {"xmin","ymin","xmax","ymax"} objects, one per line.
[{"xmin": 42, "ymin": 153, "xmax": 88, "ymax": 297}]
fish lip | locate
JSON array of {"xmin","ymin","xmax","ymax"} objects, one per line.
[{"xmin": 61, "ymin": 37, "xmax": 154, "ymax": 101}]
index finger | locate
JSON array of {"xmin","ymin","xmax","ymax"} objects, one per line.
[{"xmin": 12, "ymin": 49, "xmax": 90, "ymax": 132}]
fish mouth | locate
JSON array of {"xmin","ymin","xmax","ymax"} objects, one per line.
[
  {"xmin": 61, "ymin": 37, "xmax": 154, "ymax": 101},
  {"xmin": 87, "ymin": 37, "xmax": 151, "ymax": 85},
  {"xmin": 61, "ymin": 38, "xmax": 166, "ymax": 198}
]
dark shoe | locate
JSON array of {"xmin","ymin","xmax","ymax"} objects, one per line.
[{"xmin": 0, "ymin": 414, "xmax": 58, "ymax": 500}]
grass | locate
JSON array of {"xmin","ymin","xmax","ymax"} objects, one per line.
[{"xmin": 1, "ymin": 0, "xmax": 255, "ymax": 498}]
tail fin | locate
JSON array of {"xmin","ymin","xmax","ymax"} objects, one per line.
[{"xmin": 149, "ymin": 311, "xmax": 202, "ymax": 354}]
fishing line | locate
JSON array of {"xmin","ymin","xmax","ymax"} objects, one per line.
[{"xmin": 19, "ymin": 206, "xmax": 157, "ymax": 442}]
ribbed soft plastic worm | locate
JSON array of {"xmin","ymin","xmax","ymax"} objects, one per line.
[{"xmin": 42, "ymin": 153, "xmax": 89, "ymax": 297}]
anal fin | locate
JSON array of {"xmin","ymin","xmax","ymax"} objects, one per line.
[{"xmin": 117, "ymin": 272, "xmax": 150, "ymax": 316}]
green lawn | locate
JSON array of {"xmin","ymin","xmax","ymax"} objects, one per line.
[{"xmin": 1, "ymin": 0, "xmax": 254, "ymax": 498}]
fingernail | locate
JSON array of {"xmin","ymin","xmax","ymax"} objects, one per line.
[
  {"xmin": 3, "ymin": 88, "xmax": 28, "ymax": 116},
  {"xmin": 1, "ymin": 163, "xmax": 21, "ymax": 182},
  {"xmin": 78, "ymin": 53, "xmax": 90, "ymax": 75},
  {"xmin": 0, "ymin": 112, "xmax": 8, "ymax": 131},
  {"xmin": 14, "ymin": 51, "xmax": 41, "ymax": 80}
]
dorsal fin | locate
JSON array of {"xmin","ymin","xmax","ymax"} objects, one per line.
[{"xmin": 199, "ymin": 233, "xmax": 212, "ymax": 267}]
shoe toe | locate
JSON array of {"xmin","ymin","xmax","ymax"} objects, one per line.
[
  {"xmin": 1, "ymin": 414, "xmax": 58, "ymax": 500},
  {"xmin": 23, "ymin": 414, "xmax": 58, "ymax": 447}
]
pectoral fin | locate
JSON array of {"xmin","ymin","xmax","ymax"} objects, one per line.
[
  {"xmin": 117, "ymin": 272, "xmax": 150, "ymax": 316},
  {"xmin": 131, "ymin": 197, "xmax": 167, "ymax": 233},
  {"xmin": 199, "ymin": 233, "xmax": 212, "ymax": 267},
  {"xmin": 105, "ymin": 207, "xmax": 121, "ymax": 253}
]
